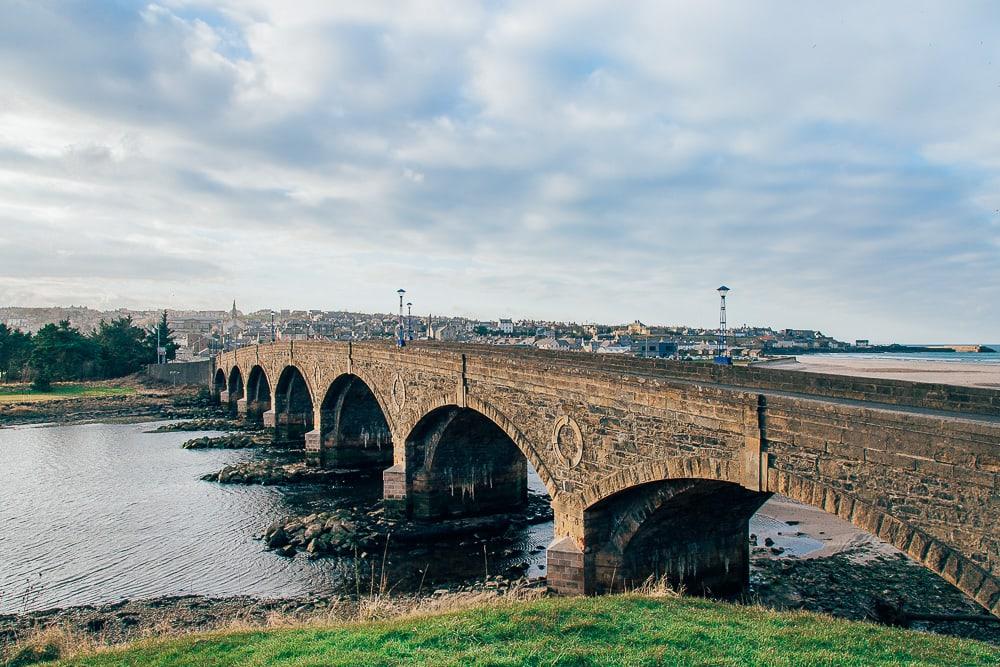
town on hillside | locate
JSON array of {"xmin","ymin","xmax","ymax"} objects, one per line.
[{"xmin": 2, "ymin": 304, "xmax": 986, "ymax": 364}]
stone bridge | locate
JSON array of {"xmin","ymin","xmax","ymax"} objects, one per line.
[{"xmin": 213, "ymin": 341, "xmax": 1000, "ymax": 615}]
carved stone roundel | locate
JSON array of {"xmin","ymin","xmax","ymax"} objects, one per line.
[
  {"xmin": 390, "ymin": 373, "xmax": 406, "ymax": 410},
  {"xmin": 552, "ymin": 415, "xmax": 584, "ymax": 468}
]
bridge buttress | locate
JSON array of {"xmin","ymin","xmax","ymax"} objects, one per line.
[
  {"xmin": 383, "ymin": 463, "xmax": 407, "ymax": 518},
  {"xmin": 304, "ymin": 406, "xmax": 322, "ymax": 466}
]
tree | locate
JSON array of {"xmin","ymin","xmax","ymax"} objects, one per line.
[
  {"xmin": 0, "ymin": 323, "xmax": 33, "ymax": 381},
  {"xmin": 94, "ymin": 316, "xmax": 150, "ymax": 378},
  {"xmin": 29, "ymin": 320, "xmax": 97, "ymax": 381},
  {"xmin": 146, "ymin": 311, "xmax": 178, "ymax": 361}
]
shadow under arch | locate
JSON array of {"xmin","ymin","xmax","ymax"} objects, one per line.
[
  {"xmin": 402, "ymin": 399, "xmax": 553, "ymax": 521},
  {"xmin": 225, "ymin": 366, "xmax": 245, "ymax": 417},
  {"xmin": 213, "ymin": 368, "xmax": 226, "ymax": 402},
  {"xmin": 274, "ymin": 365, "xmax": 314, "ymax": 444},
  {"xmin": 402, "ymin": 392, "xmax": 558, "ymax": 501},
  {"xmin": 584, "ymin": 477, "xmax": 768, "ymax": 597},
  {"xmin": 319, "ymin": 373, "xmax": 393, "ymax": 469},
  {"xmin": 244, "ymin": 364, "xmax": 271, "ymax": 424}
]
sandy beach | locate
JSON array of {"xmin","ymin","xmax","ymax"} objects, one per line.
[{"xmin": 758, "ymin": 356, "xmax": 1000, "ymax": 389}]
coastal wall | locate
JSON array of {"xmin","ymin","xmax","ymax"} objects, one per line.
[{"xmin": 146, "ymin": 359, "xmax": 213, "ymax": 386}]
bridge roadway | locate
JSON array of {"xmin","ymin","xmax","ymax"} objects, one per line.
[{"xmin": 213, "ymin": 341, "xmax": 1000, "ymax": 614}]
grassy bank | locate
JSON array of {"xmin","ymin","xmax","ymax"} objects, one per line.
[
  {"xmin": 15, "ymin": 595, "xmax": 998, "ymax": 667},
  {"xmin": 0, "ymin": 384, "xmax": 134, "ymax": 405}
]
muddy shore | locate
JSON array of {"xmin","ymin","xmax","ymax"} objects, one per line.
[{"xmin": 0, "ymin": 378, "xmax": 220, "ymax": 427}]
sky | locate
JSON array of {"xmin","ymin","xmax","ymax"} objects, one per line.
[{"xmin": 0, "ymin": 1, "xmax": 998, "ymax": 343}]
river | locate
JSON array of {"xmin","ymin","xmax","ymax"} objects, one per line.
[{"xmin": 0, "ymin": 421, "xmax": 552, "ymax": 614}]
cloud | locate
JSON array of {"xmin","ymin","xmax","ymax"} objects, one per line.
[{"xmin": 0, "ymin": 1, "xmax": 997, "ymax": 341}]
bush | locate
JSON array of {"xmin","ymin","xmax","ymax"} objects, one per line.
[{"xmin": 31, "ymin": 373, "xmax": 52, "ymax": 392}]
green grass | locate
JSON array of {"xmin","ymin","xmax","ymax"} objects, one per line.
[
  {"xmin": 38, "ymin": 596, "xmax": 1000, "ymax": 667},
  {"xmin": 0, "ymin": 384, "xmax": 134, "ymax": 405}
]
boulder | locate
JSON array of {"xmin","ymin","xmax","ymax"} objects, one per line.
[
  {"xmin": 266, "ymin": 528, "xmax": 289, "ymax": 549},
  {"xmin": 303, "ymin": 523, "xmax": 324, "ymax": 541}
]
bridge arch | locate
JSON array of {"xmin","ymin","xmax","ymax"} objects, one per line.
[
  {"xmin": 582, "ymin": 477, "xmax": 768, "ymax": 596},
  {"xmin": 572, "ymin": 460, "xmax": 993, "ymax": 609},
  {"xmin": 319, "ymin": 373, "xmax": 393, "ymax": 469},
  {"xmin": 227, "ymin": 366, "xmax": 244, "ymax": 398},
  {"xmin": 402, "ymin": 398, "xmax": 553, "ymax": 520},
  {"xmin": 579, "ymin": 457, "xmax": 738, "ymax": 509},
  {"xmin": 244, "ymin": 365, "xmax": 271, "ymax": 424},
  {"xmin": 224, "ymin": 366, "xmax": 245, "ymax": 417},
  {"xmin": 273, "ymin": 365, "xmax": 314, "ymax": 444},
  {"xmin": 401, "ymin": 392, "xmax": 558, "ymax": 501},
  {"xmin": 213, "ymin": 368, "xmax": 226, "ymax": 402}
]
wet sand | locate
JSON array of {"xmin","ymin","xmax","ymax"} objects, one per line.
[
  {"xmin": 758, "ymin": 356, "xmax": 1000, "ymax": 389},
  {"xmin": 753, "ymin": 495, "xmax": 894, "ymax": 561},
  {"xmin": 750, "ymin": 495, "xmax": 1000, "ymax": 644}
]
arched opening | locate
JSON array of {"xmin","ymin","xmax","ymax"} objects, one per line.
[
  {"xmin": 319, "ymin": 374, "xmax": 392, "ymax": 469},
  {"xmin": 274, "ymin": 365, "xmax": 314, "ymax": 445},
  {"xmin": 226, "ymin": 367, "xmax": 244, "ymax": 417},
  {"xmin": 244, "ymin": 365, "xmax": 271, "ymax": 424},
  {"xmin": 405, "ymin": 406, "xmax": 528, "ymax": 520},
  {"xmin": 213, "ymin": 368, "xmax": 226, "ymax": 404},
  {"xmin": 584, "ymin": 479, "xmax": 769, "ymax": 597}
]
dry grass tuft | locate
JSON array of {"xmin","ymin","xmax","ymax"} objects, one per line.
[
  {"xmin": 1, "ymin": 585, "xmax": 550, "ymax": 665},
  {"xmin": 1, "ymin": 624, "xmax": 96, "ymax": 666}
]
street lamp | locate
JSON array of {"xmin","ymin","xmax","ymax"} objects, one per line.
[
  {"xmin": 396, "ymin": 288, "xmax": 406, "ymax": 347},
  {"xmin": 406, "ymin": 302, "xmax": 413, "ymax": 341},
  {"xmin": 714, "ymin": 286, "xmax": 731, "ymax": 366}
]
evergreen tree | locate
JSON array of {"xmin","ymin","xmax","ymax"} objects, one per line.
[
  {"xmin": 94, "ymin": 316, "xmax": 150, "ymax": 377},
  {"xmin": 0, "ymin": 323, "xmax": 33, "ymax": 381},
  {"xmin": 29, "ymin": 320, "xmax": 97, "ymax": 381},
  {"xmin": 146, "ymin": 310, "xmax": 178, "ymax": 361}
]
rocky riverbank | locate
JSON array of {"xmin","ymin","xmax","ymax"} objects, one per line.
[
  {"xmin": 200, "ymin": 461, "xmax": 361, "ymax": 485},
  {"xmin": 260, "ymin": 492, "xmax": 554, "ymax": 560},
  {"xmin": 751, "ymin": 547, "xmax": 999, "ymax": 644},
  {"xmin": 181, "ymin": 433, "xmax": 272, "ymax": 449},
  {"xmin": 149, "ymin": 418, "xmax": 259, "ymax": 433}
]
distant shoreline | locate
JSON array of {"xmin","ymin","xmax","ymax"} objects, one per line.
[
  {"xmin": 768, "ymin": 344, "xmax": 998, "ymax": 356},
  {"xmin": 758, "ymin": 355, "xmax": 1000, "ymax": 390}
]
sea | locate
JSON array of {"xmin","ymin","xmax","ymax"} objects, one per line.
[{"xmin": 809, "ymin": 345, "xmax": 1000, "ymax": 364}]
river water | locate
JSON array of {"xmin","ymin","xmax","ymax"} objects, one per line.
[{"xmin": 0, "ymin": 421, "xmax": 553, "ymax": 614}]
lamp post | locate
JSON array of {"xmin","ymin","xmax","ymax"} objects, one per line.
[
  {"xmin": 714, "ymin": 286, "xmax": 731, "ymax": 365},
  {"xmin": 396, "ymin": 288, "xmax": 406, "ymax": 347},
  {"xmin": 406, "ymin": 302, "xmax": 413, "ymax": 341}
]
